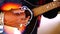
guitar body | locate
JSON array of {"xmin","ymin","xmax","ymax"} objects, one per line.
[
  {"xmin": 23, "ymin": 16, "xmax": 38, "ymax": 34},
  {"xmin": 22, "ymin": 0, "xmax": 60, "ymax": 34}
]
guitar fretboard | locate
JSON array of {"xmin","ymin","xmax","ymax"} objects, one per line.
[{"xmin": 32, "ymin": 1, "xmax": 60, "ymax": 16}]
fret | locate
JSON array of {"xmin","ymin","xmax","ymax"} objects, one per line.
[{"xmin": 32, "ymin": 1, "xmax": 60, "ymax": 16}]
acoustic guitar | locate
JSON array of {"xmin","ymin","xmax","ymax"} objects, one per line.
[{"xmin": 23, "ymin": 1, "xmax": 60, "ymax": 34}]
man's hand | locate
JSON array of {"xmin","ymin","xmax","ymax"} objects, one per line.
[{"xmin": 4, "ymin": 9, "xmax": 30, "ymax": 30}]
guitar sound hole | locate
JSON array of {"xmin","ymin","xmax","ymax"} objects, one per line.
[{"xmin": 43, "ymin": 8, "xmax": 59, "ymax": 19}]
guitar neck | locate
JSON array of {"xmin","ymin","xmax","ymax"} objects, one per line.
[{"xmin": 32, "ymin": 1, "xmax": 60, "ymax": 16}]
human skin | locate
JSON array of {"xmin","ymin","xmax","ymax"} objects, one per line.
[{"xmin": 4, "ymin": 8, "xmax": 30, "ymax": 33}]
